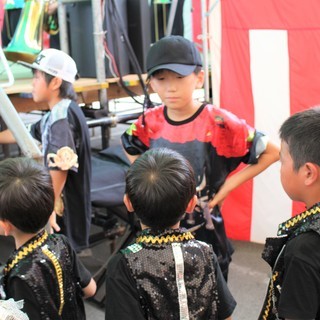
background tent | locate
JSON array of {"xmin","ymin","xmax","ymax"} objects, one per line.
[{"xmin": 209, "ymin": 0, "xmax": 320, "ymax": 242}]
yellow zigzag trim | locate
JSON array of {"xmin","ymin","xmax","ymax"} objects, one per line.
[
  {"xmin": 136, "ymin": 232, "xmax": 194, "ymax": 245},
  {"xmin": 262, "ymin": 271, "xmax": 279, "ymax": 320},
  {"xmin": 4, "ymin": 231, "xmax": 48, "ymax": 274},
  {"xmin": 284, "ymin": 206, "xmax": 320, "ymax": 229},
  {"xmin": 42, "ymin": 247, "xmax": 65, "ymax": 316}
]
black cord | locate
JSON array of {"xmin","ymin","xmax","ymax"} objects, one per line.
[{"xmin": 106, "ymin": 0, "xmax": 154, "ymax": 113}]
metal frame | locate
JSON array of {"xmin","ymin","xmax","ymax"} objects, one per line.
[
  {"xmin": 58, "ymin": 0, "xmax": 108, "ymax": 109},
  {"xmin": 0, "ymin": 47, "xmax": 42, "ymax": 159}
]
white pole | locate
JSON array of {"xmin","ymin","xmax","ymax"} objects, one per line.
[
  {"xmin": 57, "ymin": 0, "xmax": 70, "ymax": 54},
  {"xmin": 0, "ymin": 47, "xmax": 42, "ymax": 159},
  {"xmin": 0, "ymin": 89, "xmax": 42, "ymax": 159},
  {"xmin": 166, "ymin": 0, "xmax": 178, "ymax": 36},
  {"xmin": 201, "ymin": 0, "xmax": 210, "ymax": 102},
  {"xmin": 91, "ymin": 0, "xmax": 108, "ymax": 109}
]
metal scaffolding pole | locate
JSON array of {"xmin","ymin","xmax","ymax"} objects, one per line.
[
  {"xmin": 58, "ymin": 0, "xmax": 70, "ymax": 54},
  {"xmin": 0, "ymin": 48, "xmax": 42, "ymax": 160},
  {"xmin": 58, "ymin": 0, "xmax": 108, "ymax": 110},
  {"xmin": 201, "ymin": 0, "xmax": 210, "ymax": 102},
  {"xmin": 91, "ymin": 0, "xmax": 108, "ymax": 110}
]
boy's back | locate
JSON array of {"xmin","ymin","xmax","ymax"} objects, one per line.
[
  {"xmin": 0, "ymin": 157, "xmax": 96, "ymax": 319},
  {"xmin": 105, "ymin": 148, "xmax": 236, "ymax": 320},
  {"xmin": 3, "ymin": 232, "xmax": 89, "ymax": 319},
  {"xmin": 106, "ymin": 228, "xmax": 234, "ymax": 320}
]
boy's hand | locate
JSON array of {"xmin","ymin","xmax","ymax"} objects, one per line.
[
  {"xmin": 208, "ymin": 194, "xmax": 226, "ymax": 210},
  {"xmin": 49, "ymin": 211, "xmax": 61, "ymax": 233}
]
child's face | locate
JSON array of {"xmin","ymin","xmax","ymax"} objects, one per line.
[
  {"xmin": 149, "ymin": 69, "xmax": 203, "ymax": 111},
  {"xmin": 32, "ymin": 70, "xmax": 51, "ymax": 103},
  {"xmin": 280, "ymin": 141, "xmax": 303, "ymax": 201}
]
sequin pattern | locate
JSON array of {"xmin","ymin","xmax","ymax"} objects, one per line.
[
  {"xmin": 259, "ymin": 203, "xmax": 320, "ymax": 320},
  {"xmin": 1, "ymin": 231, "xmax": 85, "ymax": 320},
  {"xmin": 123, "ymin": 229, "xmax": 218, "ymax": 319}
]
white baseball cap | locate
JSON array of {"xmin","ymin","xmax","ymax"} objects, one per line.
[{"xmin": 18, "ymin": 48, "xmax": 78, "ymax": 83}]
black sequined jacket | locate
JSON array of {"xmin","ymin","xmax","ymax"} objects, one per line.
[
  {"xmin": 259, "ymin": 203, "xmax": 320, "ymax": 320},
  {"xmin": 0, "ymin": 230, "xmax": 85, "ymax": 320},
  {"xmin": 122, "ymin": 228, "xmax": 219, "ymax": 320}
]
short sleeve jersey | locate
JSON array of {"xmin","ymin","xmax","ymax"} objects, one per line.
[
  {"xmin": 122, "ymin": 104, "xmax": 264, "ymax": 196},
  {"xmin": 30, "ymin": 99, "xmax": 92, "ymax": 251}
]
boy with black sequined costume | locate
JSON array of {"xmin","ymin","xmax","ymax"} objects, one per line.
[
  {"xmin": 0, "ymin": 157, "xmax": 96, "ymax": 320},
  {"xmin": 105, "ymin": 148, "xmax": 236, "ymax": 320},
  {"xmin": 259, "ymin": 107, "xmax": 320, "ymax": 320}
]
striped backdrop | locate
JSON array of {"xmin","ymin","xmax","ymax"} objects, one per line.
[{"xmin": 208, "ymin": 0, "xmax": 320, "ymax": 242}]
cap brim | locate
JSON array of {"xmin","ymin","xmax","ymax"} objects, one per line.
[
  {"xmin": 17, "ymin": 60, "xmax": 37, "ymax": 70},
  {"xmin": 18, "ymin": 60, "xmax": 75, "ymax": 83},
  {"xmin": 147, "ymin": 63, "xmax": 198, "ymax": 78}
]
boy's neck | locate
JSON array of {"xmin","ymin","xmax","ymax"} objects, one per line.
[
  {"xmin": 166, "ymin": 100, "xmax": 202, "ymax": 122},
  {"xmin": 14, "ymin": 230, "xmax": 39, "ymax": 249},
  {"xmin": 140, "ymin": 222, "xmax": 181, "ymax": 230},
  {"xmin": 49, "ymin": 96, "xmax": 64, "ymax": 110}
]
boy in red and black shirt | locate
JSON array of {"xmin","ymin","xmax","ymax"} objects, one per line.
[{"xmin": 122, "ymin": 35, "xmax": 279, "ymax": 279}]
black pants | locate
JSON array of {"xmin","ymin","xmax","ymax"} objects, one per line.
[{"xmin": 181, "ymin": 205, "xmax": 234, "ymax": 281}]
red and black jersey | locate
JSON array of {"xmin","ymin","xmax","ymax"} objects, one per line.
[{"xmin": 122, "ymin": 103, "xmax": 264, "ymax": 198}]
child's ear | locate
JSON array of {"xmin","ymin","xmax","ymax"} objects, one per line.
[
  {"xmin": 195, "ymin": 70, "xmax": 205, "ymax": 89},
  {"xmin": 50, "ymin": 77, "xmax": 63, "ymax": 90},
  {"xmin": 186, "ymin": 195, "xmax": 198, "ymax": 214},
  {"xmin": 303, "ymin": 162, "xmax": 319, "ymax": 186},
  {"xmin": 0, "ymin": 220, "xmax": 13, "ymax": 236},
  {"xmin": 123, "ymin": 194, "xmax": 134, "ymax": 212}
]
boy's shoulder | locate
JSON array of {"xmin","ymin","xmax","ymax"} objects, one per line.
[
  {"xmin": 121, "ymin": 243, "xmax": 144, "ymax": 255},
  {"xmin": 50, "ymin": 99, "xmax": 71, "ymax": 123},
  {"xmin": 285, "ymin": 231, "xmax": 320, "ymax": 266}
]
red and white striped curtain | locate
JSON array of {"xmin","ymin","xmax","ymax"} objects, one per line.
[{"xmin": 208, "ymin": 0, "xmax": 320, "ymax": 242}]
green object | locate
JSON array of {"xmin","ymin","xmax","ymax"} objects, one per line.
[
  {"xmin": 0, "ymin": 62, "xmax": 32, "ymax": 81},
  {"xmin": 153, "ymin": 0, "xmax": 171, "ymax": 4},
  {"xmin": 5, "ymin": 0, "xmax": 25, "ymax": 10},
  {"xmin": 4, "ymin": 0, "xmax": 45, "ymax": 63}
]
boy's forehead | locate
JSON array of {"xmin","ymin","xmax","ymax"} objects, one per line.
[{"xmin": 153, "ymin": 69, "xmax": 182, "ymax": 76}]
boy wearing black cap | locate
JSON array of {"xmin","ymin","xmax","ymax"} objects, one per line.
[
  {"xmin": 122, "ymin": 35, "xmax": 279, "ymax": 279},
  {"xmin": 105, "ymin": 148, "xmax": 236, "ymax": 320},
  {"xmin": 0, "ymin": 49, "xmax": 92, "ymax": 253}
]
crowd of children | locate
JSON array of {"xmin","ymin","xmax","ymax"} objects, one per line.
[{"xmin": 0, "ymin": 34, "xmax": 319, "ymax": 320}]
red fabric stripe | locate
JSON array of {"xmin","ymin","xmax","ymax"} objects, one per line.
[
  {"xmin": 192, "ymin": 0, "xmax": 202, "ymax": 47},
  {"xmin": 219, "ymin": 1, "xmax": 320, "ymax": 235},
  {"xmin": 222, "ymin": 0, "xmax": 320, "ymax": 30},
  {"xmin": 219, "ymin": 2, "xmax": 255, "ymax": 240}
]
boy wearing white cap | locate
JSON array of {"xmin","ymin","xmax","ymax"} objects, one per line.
[
  {"xmin": 0, "ymin": 49, "xmax": 92, "ymax": 253},
  {"xmin": 122, "ymin": 35, "xmax": 280, "ymax": 280}
]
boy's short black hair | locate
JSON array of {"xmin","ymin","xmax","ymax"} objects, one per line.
[
  {"xmin": 125, "ymin": 148, "xmax": 196, "ymax": 230},
  {"xmin": 280, "ymin": 106, "xmax": 320, "ymax": 170},
  {"xmin": 0, "ymin": 157, "xmax": 54, "ymax": 233}
]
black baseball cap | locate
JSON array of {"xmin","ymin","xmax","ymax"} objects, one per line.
[{"xmin": 147, "ymin": 35, "xmax": 202, "ymax": 78}]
